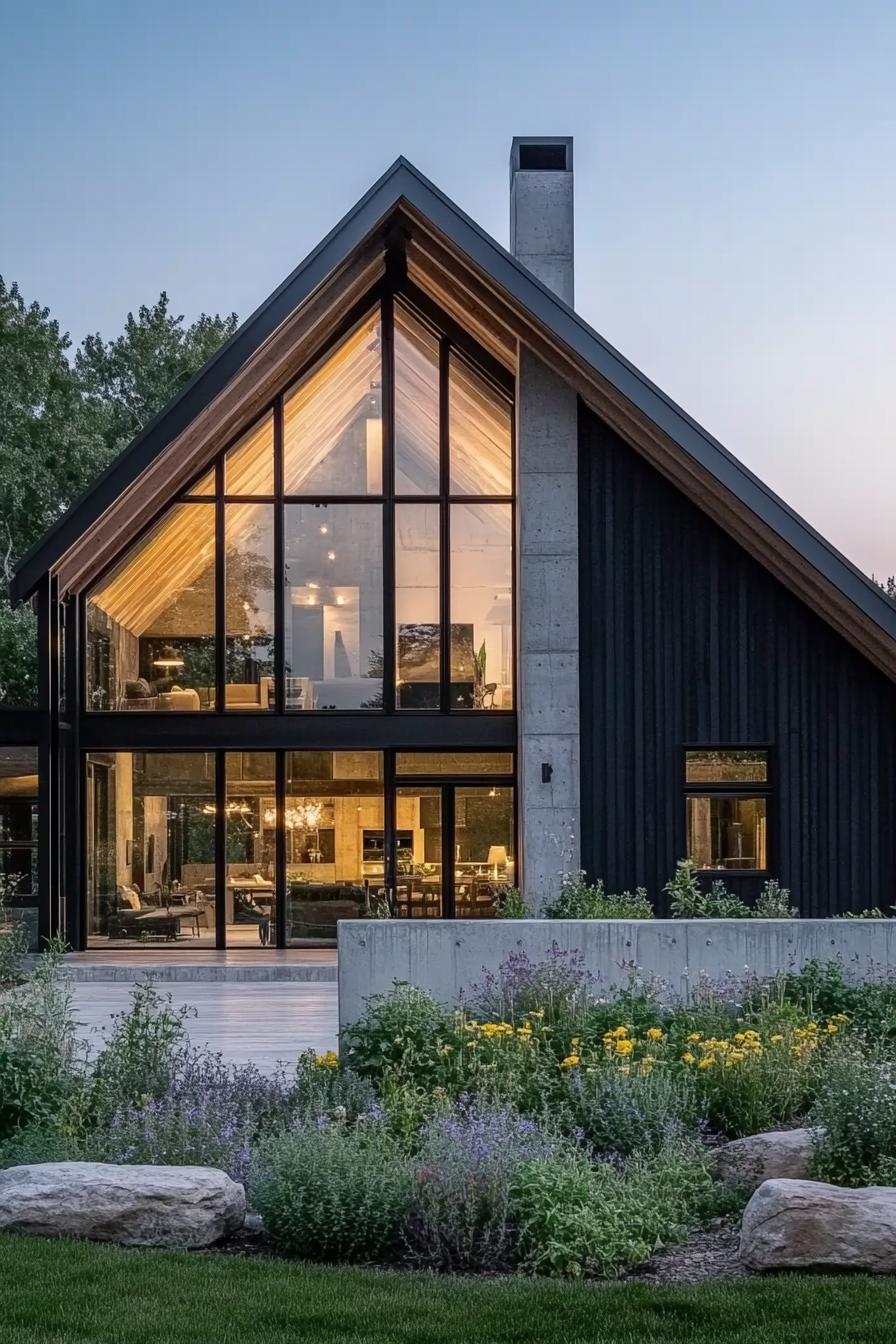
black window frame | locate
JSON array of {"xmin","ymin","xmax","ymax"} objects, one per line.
[
  {"xmin": 81, "ymin": 278, "xmax": 516, "ymax": 721},
  {"xmin": 682, "ymin": 744, "xmax": 772, "ymax": 876}
]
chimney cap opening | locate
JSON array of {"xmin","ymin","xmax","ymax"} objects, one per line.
[{"xmin": 511, "ymin": 136, "xmax": 573, "ymax": 174}]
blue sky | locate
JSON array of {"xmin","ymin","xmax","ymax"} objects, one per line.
[{"xmin": 2, "ymin": 1, "xmax": 895, "ymax": 577}]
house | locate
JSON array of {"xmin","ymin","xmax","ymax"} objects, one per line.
[{"xmin": 8, "ymin": 137, "xmax": 896, "ymax": 950}]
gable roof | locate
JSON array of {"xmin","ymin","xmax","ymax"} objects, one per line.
[{"xmin": 12, "ymin": 157, "xmax": 896, "ymax": 679}]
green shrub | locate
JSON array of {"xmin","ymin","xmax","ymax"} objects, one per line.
[
  {"xmin": 543, "ymin": 874, "xmax": 653, "ymax": 920},
  {"xmin": 663, "ymin": 861, "xmax": 795, "ymax": 919},
  {"xmin": 510, "ymin": 1143, "xmax": 715, "ymax": 1278},
  {"xmin": 292, "ymin": 1050, "xmax": 376, "ymax": 1125},
  {"xmin": 689, "ymin": 1025, "xmax": 827, "ymax": 1137},
  {"xmin": 87, "ymin": 982, "xmax": 192, "ymax": 1123},
  {"xmin": 810, "ymin": 1041, "xmax": 896, "ymax": 1186},
  {"xmin": 754, "ymin": 880, "xmax": 797, "ymax": 918},
  {"xmin": 495, "ymin": 887, "xmax": 530, "ymax": 919},
  {"xmin": 0, "ymin": 1124, "xmax": 83, "ymax": 1169},
  {"xmin": 340, "ymin": 982, "xmax": 452, "ymax": 1085},
  {"xmin": 0, "ymin": 941, "xmax": 81, "ymax": 1140},
  {"xmin": 570, "ymin": 1062, "xmax": 699, "ymax": 1157},
  {"xmin": 251, "ymin": 1120, "xmax": 413, "ymax": 1262}
]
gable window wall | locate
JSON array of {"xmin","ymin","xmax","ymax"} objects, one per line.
[{"xmin": 84, "ymin": 296, "xmax": 514, "ymax": 716}]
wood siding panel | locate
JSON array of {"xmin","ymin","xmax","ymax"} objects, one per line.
[{"xmin": 578, "ymin": 404, "xmax": 896, "ymax": 916}]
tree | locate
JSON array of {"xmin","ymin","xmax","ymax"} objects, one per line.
[
  {"xmin": 75, "ymin": 293, "xmax": 238, "ymax": 461},
  {"xmin": 0, "ymin": 282, "xmax": 238, "ymax": 704}
]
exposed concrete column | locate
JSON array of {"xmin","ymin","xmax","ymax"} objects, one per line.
[{"xmin": 517, "ymin": 348, "xmax": 580, "ymax": 907}]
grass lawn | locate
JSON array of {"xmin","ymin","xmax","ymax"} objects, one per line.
[{"xmin": 0, "ymin": 1236, "xmax": 894, "ymax": 1344}]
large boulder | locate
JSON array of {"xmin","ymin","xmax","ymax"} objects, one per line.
[
  {"xmin": 0, "ymin": 1162, "xmax": 245, "ymax": 1248},
  {"xmin": 715, "ymin": 1128, "xmax": 817, "ymax": 1191},
  {"xmin": 740, "ymin": 1178, "xmax": 896, "ymax": 1272}
]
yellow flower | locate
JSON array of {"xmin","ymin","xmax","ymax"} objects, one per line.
[
  {"xmin": 770, "ymin": 1034, "xmax": 784, "ymax": 1044},
  {"xmin": 790, "ymin": 1045, "xmax": 802, "ymax": 1056},
  {"xmin": 615, "ymin": 1039, "xmax": 634, "ymax": 1057},
  {"xmin": 734, "ymin": 1033, "xmax": 745, "ymax": 1044},
  {"xmin": 698, "ymin": 1057, "xmax": 715, "ymax": 1069},
  {"xmin": 571, "ymin": 1037, "xmax": 581, "ymax": 1048},
  {"xmin": 687, "ymin": 1033, "xmax": 702, "ymax": 1043},
  {"xmin": 527, "ymin": 1010, "xmax": 545, "ymax": 1019},
  {"xmin": 826, "ymin": 1024, "xmax": 839, "ymax": 1035},
  {"xmin": 315, "ymin": 1049, "xmax": 339, "ymax": 1070},
  {"xmin": 560, "ymin": 1054, "xmax": 580, "ymax": 1068},
  {"xmin": 466, "ymin": 1040, "xmax": 478, "ymax": 1049},
  {"xmin": 728, "ymin": 1049, "xmax": 745, "ymax": 1063},
  {"xmin": 611, "ymin": 1026, "xmax": 629, "ymax": 1039},
  {"xmin": 646, "ymin": 1027, "xmax": 664, "ymax": 1042},
  {"xmin": 681, "ymin": 1051, "xmax": 696, "ymax": 1064}
]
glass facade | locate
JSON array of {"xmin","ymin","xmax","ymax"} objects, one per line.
[
  {"xmin": 0, "ymin": 746, "xmax": 39, "ymax": 950},
  {"xmin": 76, "ymin": 290, "xmax": 517, "ymax": 948}
]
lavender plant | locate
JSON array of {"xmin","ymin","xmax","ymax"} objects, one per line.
[{"xmin": 404, "ymin": 1100, "xmax": 572, "ymax": 1274}]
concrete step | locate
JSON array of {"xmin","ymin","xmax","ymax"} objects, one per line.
[{"xmin": 56, "ymin": 962, "xmax": 337, "ymax": 984}]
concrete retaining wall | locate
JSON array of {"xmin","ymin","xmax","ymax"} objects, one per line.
[{"xmin": 337, "ymin": 919, "xmax": 896, "ymax": 1027}]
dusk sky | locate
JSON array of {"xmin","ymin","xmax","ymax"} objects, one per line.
[{"xmin": 3, "ymin": 1, "xmax": 894, "ymax": 578}]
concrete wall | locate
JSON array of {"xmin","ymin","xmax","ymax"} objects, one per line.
[
  {"xmin": 337, "ymin": 918, "xmax": 896, "ymax": 1027},
  {"xmin": 516, "ymin": 349, "xmax": 580, "ymax": 906}
]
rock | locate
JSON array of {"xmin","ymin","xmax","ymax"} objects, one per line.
[
  {"xmin": 740, "ymin": 1178, "xmax": 896, "ymax": 1272},
  {"xmin": 0, "ymin": 1162, "xmax": 245, "ymax": 1248},
  {"xmin": 715, "ymin": 1128, "xmax": 818, "ymax": 1191}
]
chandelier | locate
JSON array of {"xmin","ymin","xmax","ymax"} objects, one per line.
[{"xmin": 262, "ymin": 801, "xmax": 325, "ymax": 831}]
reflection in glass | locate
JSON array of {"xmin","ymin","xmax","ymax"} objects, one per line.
[
  {"xmin": 0, "ymin": 746, "xmax": 39, "ymax": 950},
  {"xmin": 86, "ymin": 751, "xmax": 217, "ymax": 946},
  {"xmin": 86, "ymin": 503, "xmax": 216, "ymax": 711},
  {"xmin": 687, "ymin": 796, "xmax": 768, "ymax": 870},
  {"xmin": 454, "ymin": 785, "xmax": 515, "ymax": 918},
  {"xmin": 225, "ymin": 414, "xmax": 274, "ymax": 496},
  {"xmin": 395, "ymin": 504, "xmax": 440, "ymax": 708},
  {"xmin": 685, "ymin": 750, "xmax": 768, "ymax": 784},
  {"xmin": 395, "ymin": 305, "xmax": 440, "ymax": 495},
  {"xmin": 225, "ymin": 503, "xmax": 275, "ymax": 709},
  {"xmin": 448, "ymin": 355, "xmax": 512, "ymax": 496},
  {"xmin": 450, "ymin": 504, "xmax": 513, "ymax": 708},
  {"xmin": 395, "ymin": 752, "xmax": 514, "ymax": 775},
  {"xmin": 283, "ymin": 312, "xmax": 382, "ymax": 495},
  {"xmin": 394, "ymin": 786, "xmax": 442, "ymax": 917},
  {"xmin": 226, "ymin": 752, "xmax": 275, "ymax": 946},
  {"xmin": 286, "ymin": 751, "xmax": 384, "ymax": 943},
  {"xmin": 284, "ymin": 504, "xmax": 383, "ymax": 710}
]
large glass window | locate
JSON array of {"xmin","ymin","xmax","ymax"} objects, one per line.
[
  {"xmin": 86, "ymin": 503, "xmax": 216, "ymax": 711},
  {"xmin": 86, "ymin": 751, "xmax": 217, "ymax": 946},
  {"xmin": 284, "ymin": 504, "xmax": 383, "ymax": 710},
  {"xmin": 395, "ymin": 503, "xmax": 440, "ymax": 709},
  {"xmin": 225, "ymin": 503, "xmax": 275, "ymax": 708},
  {"xmin": 395, "ymin": 304, "xmax": 440, "ymax": 495},
  {"xmin": 454, "ymin": 784, "xmax": 515, "ymax": 917},
  {"xmin": 685, "ymin": 748, "xmax": 769, "ymax": 871},
  {"xmin": 0, "ymin": 746, "xmax": 39, "ymax": 950},
  {"xmin": 226, "ymin": 751, "xmax": 276, "ymax": 946},
  {"xmin": 84, "ymin": 295, "xmax": 512, "ymax": 716},
  {"xmin": 286, "ymin": 751, "xmax": 384, "ymax": 943},
  {"xmin": 450, "ymin": 504, "xmax": 513, "ymax": 708},
  {"xmin": 283, "ymin": 312, "xmax": 382, "ymax": 495}
]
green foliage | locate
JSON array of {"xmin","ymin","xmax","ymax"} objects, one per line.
[
  {"xmin": 571, "ymin": 1062, "xmax": 700, "ymax": 1157},
  {"xmin": 75, "ymin": 293, "xmax": 238, "ymax": 461},
  {"xmin": 340, "ymin": 982, "xmax": 453, "ymax": 1085},
  {"xmin": 753, "ymin": 879, "xmax": 797, "ymax": 918},
  {"xmin": 810, "ymin": 1041, "xmax": 896, "ymax": 1186},
  {"xmin": 0, "ymin": 939, "xmax": 81, "ymax": 1140},
  {"xmin": 0, "ymin": 876, "xmax": 30, "ymax": 983},
  {"xmin": 292, "ymin": 1049, "xmax": 376, "ymax": 1125},
  {"xmin": 510, "ymin": 1143, "xmax": 715, "ymax": 1278},
  {"xmin": 251, "ymin": 1121, "xmax": 413, "ymax": 1262},
  {"xmin": 663, "ymin": 859, "xmax": 704, "ymax": 917},
  {"xmin": 86, "ymin": 981, "xmax": 191, "ymax": 1122},
  {"xmin": 544, "ymin": 873, "xmax": 653, "ymax": 920},
  {"xmin": 495, "ymin": 886, "xmax": 530, "ymax": 918},
  {"xmin": 0, "ymin": 1122, "xmax": 82, "ymax": 1169}
]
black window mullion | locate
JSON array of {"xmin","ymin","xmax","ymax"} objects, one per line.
[
  {"xmin": 442, "ymin": 783, "xmax": 455, "ymax": 918},
  {"xmin": 215, "ymin": 459, "xmax": 225, "ymax": 714},
  {"xmin": 384, "ymin": 750, "xmax": 396, "ymax": 914},
  {"xmin": 275, "ymin": 750, "xmax": 287, "ymax": 946},
  {"xmin": 274, "ymin": 398, "xmax": 285, "ymax": 716},
  {"xmin": 439, "ymin": 338, "xmax": 450, "ymax": 714},
  {"xmin": 214, "ymin": 751, "xmax": 226, "ymax": 948},
  {"xmin": 382, "ymin": 294, "xmax": 396, "ymax": 715}
]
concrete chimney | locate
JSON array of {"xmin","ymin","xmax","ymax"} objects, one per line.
[{"xmin": 509, "ymin": 136, "xmax": 574, "ymax": 307}]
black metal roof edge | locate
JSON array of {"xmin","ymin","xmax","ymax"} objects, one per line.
[{"xmin": 13, "ymin": 156, "xmax": 896, "ymax": 651}]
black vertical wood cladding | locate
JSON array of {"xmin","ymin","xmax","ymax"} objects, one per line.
[{"xmin": 578, "ymin": 403, "xmax": 896, "ymax": 916}]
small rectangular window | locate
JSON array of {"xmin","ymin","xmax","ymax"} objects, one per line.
[
  {"xmin": 684, "ymin": 746, "xmax": 770, "ymax": 871},
  {"xmin": 685, "ymin": 749, "xmax": 768, "ymax": 784}
]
